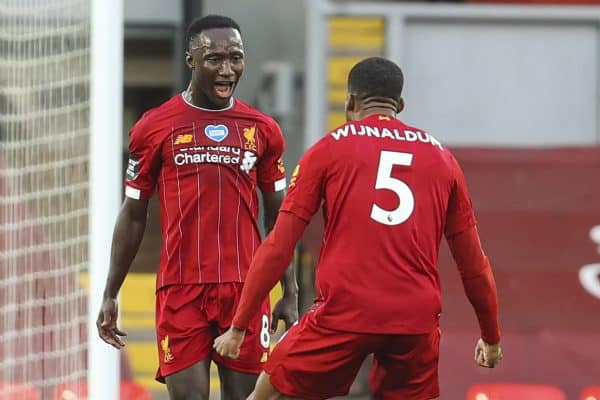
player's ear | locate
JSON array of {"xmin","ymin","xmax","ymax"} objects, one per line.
[
  {"xmin": 396, "ymin": 97, "xmax": 405, "ymax": 113},
  {"xmin": 345, "ymin": 92, "xmax": 356, "ymax": 121},
  {"xmin": 345, "ymin": 92, "xmax": 356, "ymax": 113},
  {"xmin": 185, "ymin": 51, "xmax": 194, "ymax": 70}
]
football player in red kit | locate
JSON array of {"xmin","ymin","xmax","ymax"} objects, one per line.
[
  {"xmin": 214, "ymin": 56, "xmax": 502, "ymax": 400},
  {"xmin": 96, "ymin": 15, "xmax": 298, "ymax": 400}
]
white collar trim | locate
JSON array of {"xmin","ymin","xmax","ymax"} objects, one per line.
[{"xmin": 180, "ymin": 93, "xmax": 234, "ymax": 112}]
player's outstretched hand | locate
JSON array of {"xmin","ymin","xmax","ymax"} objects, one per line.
[
  {"xmin": 271, "ymin": 296, "xmax": 298, "ymax": 333},
  {"xmin": 214, "ymin": 327, "xmax": 246, "ymax": 359},
  {"xmin": 474, "ymin": 338, "xmax": 502, "ymax": 368},
  {"xmin": 96, "ymin": 298, "xmax": 127, "ymax": 349}
]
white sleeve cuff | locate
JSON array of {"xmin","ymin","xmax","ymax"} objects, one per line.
[
  {"xmin": 274, "ymin": 178, "xmax": 287, "ymax": 192},
  {"xmin": 125, "ymin": 186, "xmax": 141, "ymax": 199}
]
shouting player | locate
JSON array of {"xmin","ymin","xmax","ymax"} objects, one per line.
[{"xmin": 96, "ymin": 15, "xmax": 298, "ymax": 400}]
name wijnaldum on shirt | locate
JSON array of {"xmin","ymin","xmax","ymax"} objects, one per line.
[{"xmin": 330, "ymin": 124, "xmax": 444, "ymax": 150}]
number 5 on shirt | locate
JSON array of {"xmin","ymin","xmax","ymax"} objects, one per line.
[{"xmin": 370, "ymin": 151, "xmax": 414, "ymax": 226}]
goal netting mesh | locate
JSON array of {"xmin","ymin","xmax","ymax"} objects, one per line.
[{"xmin": 0, "ymin": 0, "xmax": 90, "ymax": 398}]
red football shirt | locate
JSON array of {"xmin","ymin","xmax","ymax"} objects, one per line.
[
  {"xmin": 125, "ymin": 95, "xmax": 287, "ymax": 288},
  {"xmin": 280, "ymin": 114, "xmax": 475, "ymax": 334}
]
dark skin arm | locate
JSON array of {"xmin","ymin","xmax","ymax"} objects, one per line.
[
  {"xmin": 96, "ymin": 197, "xmax": 149, "ymax": 349},
  {"xmin": 261, "ymin": 190, "xmax": 298, "ymax": 332}
]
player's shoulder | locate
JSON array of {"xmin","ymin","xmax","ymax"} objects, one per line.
[
  {"xmin": 135, "ymin": 94, "xmax": 182, "ymax": 128},
  {"xmin": 400, "ymin": 120, "xmax": 461, "ymax": 168},
  {"xmin": 396, "ymin": 118, "xmax": 455, "ymax": 157},
  {"xmin": 303, "ymin": 130, "xmax": 338, "ymax": 162},
  {"xmin": 232, "ymin": 98, "xmax": 275, "ymax": 122},
  {"xmin": 129, "ymin": 95, "xmax": 186, "ymax": 143},
  {"xmin": 317, "ymin": 120, "xmax": 361, "ymax": 158},
  {"xmin": 232, "ymin": 99, "xmax": 281, "ymax": 131},
  {"xmin": 397, "ymin": 118, "xmax": 443, "ymax": 146}
]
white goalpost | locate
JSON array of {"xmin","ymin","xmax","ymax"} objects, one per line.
[
  {"xmin": 0, "ymin": 0, "xmax": 122, "ymax": 399},
  {"xmin": 88, "ymin": 0, "xmax": 123, "ymax": 399}
]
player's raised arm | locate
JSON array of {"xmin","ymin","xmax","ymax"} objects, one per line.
[
  {"xmin": 214, "ymin": 211, "xmax": 307, "ymax": 358},
  {"xmin": 256, "ymin": 116, "xmax": 299, "ymax": 332},
  {"xmin": 262, "ymin": 190, "xmax": 299, "ymax": 332}
]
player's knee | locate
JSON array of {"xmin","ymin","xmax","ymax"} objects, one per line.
[
  {"xmin": 220, "ymin": 384, "xmax": 254, "ymax": 400},
  {"xmin": 166, "ymin": 378, "xmax": 209, "ymax": 400},
  {"xmin": 217, "ymin": 365, "xmax": 257, "ymax": 400}
]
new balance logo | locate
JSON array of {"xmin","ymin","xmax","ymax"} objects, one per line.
[{"xmin": 174, "ymin": 134, "xmax": 193, "ymax": 144}]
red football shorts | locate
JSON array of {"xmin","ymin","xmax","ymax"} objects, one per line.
[
  {"xmin": 264, "ymin": 312, "xmax": 440, "ymax": 400},
  {"xmin": 154, "ymin": 283, "xmax": 271, "ymax": 382}
]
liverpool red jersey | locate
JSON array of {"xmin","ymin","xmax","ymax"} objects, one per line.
[
  {"xmin": 125, "ymin": 95, "xmax": 286, "ymax": 288},
  {"xmin": 280, "ymin": 114, "xmax": 475, "ymax": 334}
]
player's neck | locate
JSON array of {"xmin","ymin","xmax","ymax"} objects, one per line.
[
  {"xmin": 183, "ymin": 84, "xmax": 233, "ymax": 111},
  {"xmin": 357, "ymin": 106, "xmax": 396, "ymax": 120}
]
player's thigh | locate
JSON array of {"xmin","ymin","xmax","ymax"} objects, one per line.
[
  {"xmin": 369, "ymin": 328, "xmax": 441, "ymax": 400},
  {"xmin": 164, "ymin": 358, "xmax": 211, "ymax": 400},
  {"xmin": 213, "ymin": 283, "xmax": 271, "ymax": 376},
  {"xmin": 155, "ymin": 285, "xmax": 214, "ymax": 384},
  {"xmin": 216, "ymin": 363, "xmax": 258, "ymax": 400},
  {"xmin": 265, "ymin": 314, "xmax": 372, "ymax": 400}
]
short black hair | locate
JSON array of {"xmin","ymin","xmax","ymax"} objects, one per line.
[
  {"xmin": 186, "ymin": 15, "xmax": 241, "ymax": 49},
  {"xmin": 347, "ymin": 57, "xmax": 404, "ymax": 100}
]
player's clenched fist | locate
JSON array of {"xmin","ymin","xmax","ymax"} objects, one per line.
[
  {"xmin": 474, "ymin": 338, "xmax": 502, "ymax": 368},
  {"xmin": 213, "ymin": 326, "xmax": 246, "ymax": 359}
]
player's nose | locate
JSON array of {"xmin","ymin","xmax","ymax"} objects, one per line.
[{"xmin": 218, "ymin": 59, "xmax": 234, "ymax": 76}]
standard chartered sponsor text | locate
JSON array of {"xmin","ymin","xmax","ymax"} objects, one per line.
[{"xmin": 174, "ymin": 145, "xmax": 242, "ymax": 166}]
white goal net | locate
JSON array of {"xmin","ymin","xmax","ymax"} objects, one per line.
[{"xmin": 0, "ymin": 0, "xmax": 90, "ymax": 398}]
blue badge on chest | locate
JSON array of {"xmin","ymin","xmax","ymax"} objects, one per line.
[{"xmin": 204, "ymin": 124, "xmax": 229, "ymax": 142}]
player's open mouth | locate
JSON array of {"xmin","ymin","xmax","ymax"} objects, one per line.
[{"xmin": 214, "ymin": 82, "xmax": 235, "ymax": 98}]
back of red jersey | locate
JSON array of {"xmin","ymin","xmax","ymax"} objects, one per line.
[{"xmin": 281, "ymin": 114, "xmax": 475, "ymax": 334}]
